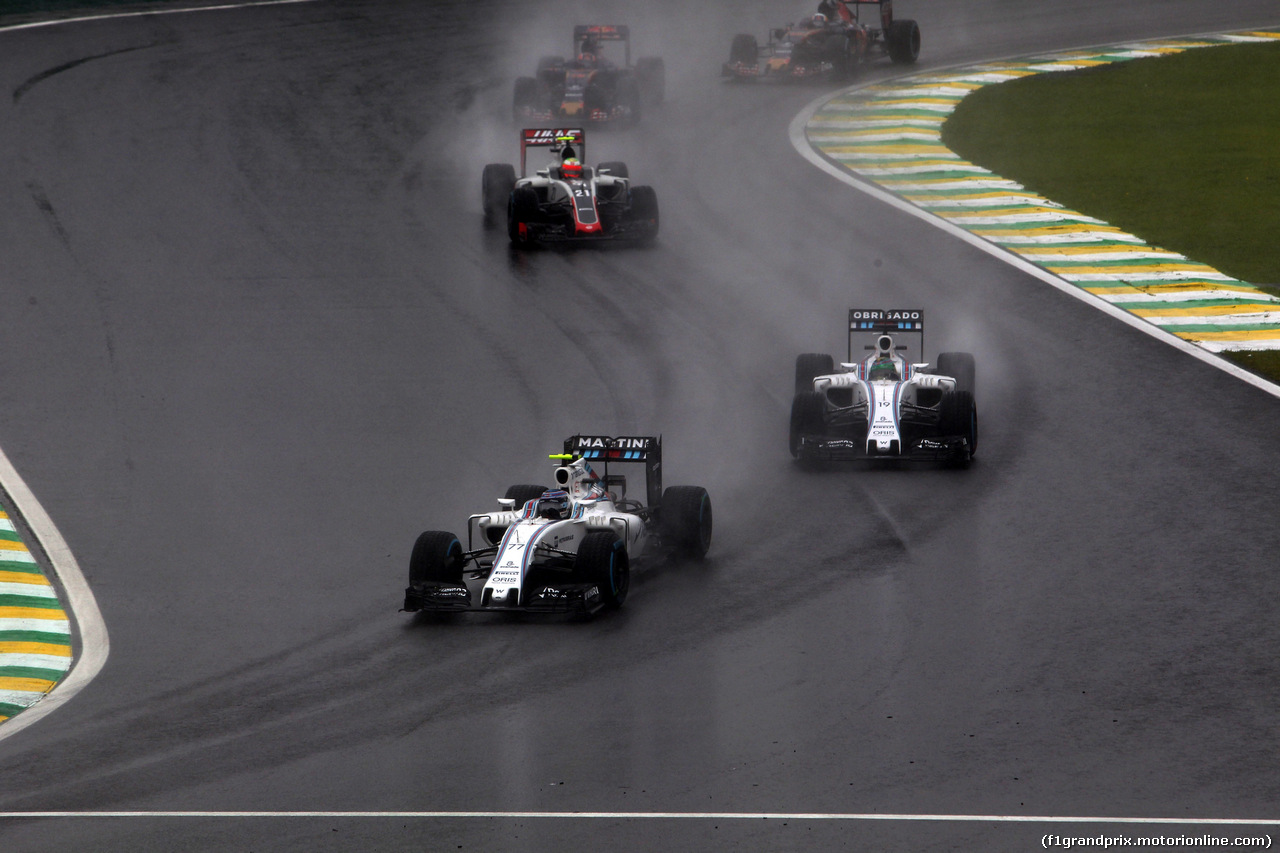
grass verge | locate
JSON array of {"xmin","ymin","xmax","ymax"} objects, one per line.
[{"xmin": 941, "ymin": 41, "xmax": 1280, "ymax": 381}]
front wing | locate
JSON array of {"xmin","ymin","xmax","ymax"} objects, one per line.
[
  {"xmin": 795, "ymin": 434, "xmax": 970, "ymax": 463},
  {"xmin": 404, "ymin": 581, "xmax": 607, "ymax": 615}
]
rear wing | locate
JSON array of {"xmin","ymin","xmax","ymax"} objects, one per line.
[
  {"xmin": 574, "ymin": 24, "xmax": 631, "ymax": 64},
  {"xmin": 520, "ymin": 127, "xmax": 585, "ymax": 177},
  {"xmin": 836, "ymin": 0, "xmax": 896, "ymax": 31},
  {"xmin": 563, "ymin": 434, "xmax": 661, "ymax": 508},
  {"xmin": 847, "ymin": 309, "xmax": 924, "ymax": 361}
]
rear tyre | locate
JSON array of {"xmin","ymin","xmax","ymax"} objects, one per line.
[
  {"xmin": 936, "ymin": 352, "xmax": 975, "ymax": 396},
  {"xmin": 598, "ymin": 161, "xmax": 630, "ymax": 179},
  {"xmin": 504, "ymin": 483, "xmax": 548, "ymax": 513},
  {"xmin": 789, "ymin": 390, "xmax": 827, "ymax": 458},
  {"xmin": 409, "ymin": 531, "xmax": 464, "ymax": 588},
  {"xmin": 508, "ymin": 186, "xmax": 539, "ymax": 245},
  {"xmin": 536, "ymin": 55, "xmax": 564, "ymax": 74},
  {"xmin": 481, "ymin": 163, "xmax": 516, "ymax": 229},
  {"xmin": 661, "ymin": 486, "xmax": 713, "ymax": 559},
  {"xmin": 616, "ymin": 77, "xmax": 642, "ymax": 125},
  {"xmin": 635, "ymin": 57, "xmax": 665, "ymax": 104},
  {"xmin": 887, "ymin": 19, "xmax": 921, "ymax": 64},
  {"xmin": 795, "ymin": 353, "xmax": 835, "ymax": 394},
  {"xmin": 576, "ymin": 531, "xmax": 629, "ymax": 609},
  {"xmin": 512, "ymin": 76, "xmax": 539, "ymax": 117},
  {"xmin": 730, "ymin": 33, "xmax": 758, "ymax": 65}
]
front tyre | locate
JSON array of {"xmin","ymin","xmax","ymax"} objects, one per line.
[
  {"xmin": 481, "ymin": 163, "xmax": 516, "ymax": 229},
  {"xmin": 508, "ymin": 186, "xmax": 539, "ymax": 245},
  {"xmin": 576, "ymin": 531, "xmax": 629, "ymax": 609},
  {"xmin": 661, "ymin": 485, "xmax": 713, "ymax": 559},
  {"xmin": 939, "ymin": 389, "xmax": 977, "ymax": 464},
  {"xmin": 627, "ymin": 185, "xmax": 659, "ymax": 242},
  {"xmin": 789, "ymin": 390, "xmax": 827, "ymax": 458},
  {"xmin": 409, "ymin": 530, "xmax": 464, "ymax": 588}
]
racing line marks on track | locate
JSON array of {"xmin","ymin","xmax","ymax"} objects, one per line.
[
  {"xmin": 0, "ymin": 0, "xmax": 320, "ymax": 740},
  {"xmin": 792, "ymin": 29, "xmax": 1280, "ymax": 398}
]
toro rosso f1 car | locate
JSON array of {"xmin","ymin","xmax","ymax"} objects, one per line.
[
  {"xmin": 790, "ymin": 310, "xmax": 977, "ymax": 466},
  {"xmin": 724, "ymin": 0, "xmax": 920, "ymax": 81},
  {"xmin": 403, "ymin": 435, "xmax": 712, "ymax": 617},
  {"xmin": 481, "ymin": 128, "xmax": 659, "ymax": 246},
  {"xmin": 515, "ymin": 25, "xmax": 664, "ymax": 126}
]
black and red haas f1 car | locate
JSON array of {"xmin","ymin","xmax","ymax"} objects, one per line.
[
  {"xmin": 790, "ymin": 310, "xmax": 977, "ymax": 467},
  {"xmin": 515, "ymin": 25, "xmax": 664, "ymax": 127},
  {"xmin": 724, "ymin": 0, "xmax": 920, "ymax": 81},
  {"xmin": 481, "ymin": 127, "xmax": 659, "ymax": 246},
  {"xmin": 403, "ymin": 435, "xmax": 712, "ymax": 617}
]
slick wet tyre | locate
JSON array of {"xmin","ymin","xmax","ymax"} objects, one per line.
[
  {"xmin": 409, "ymin": 530, "xmax": 464, "ymax": 587},
  {"xmin": 935, "ymin": 352, "xmax": 975, "ymax": 396},
  {"xmin": 789, "ymin": 390, "xmax": 827, "ymax": 457},
  {"xmin": 576, "ymin": 531, "xmax": 629, "ymax": 609},
  {"xmin": 795, "ymin": 353, "xmax": 835, "ymax": 394},
  {"xmin": 482, "ymin": 163, "xmax": 516, "ymax": 229},
  {"xmin": 504, "ymin": 484, "xmax": 548, "ymax": 513},
  {"xmin": 661, "ymin": 486, "xmax": 713, "ymax": 559},
  {"xmin": 508, "ymin": 186, "xmax": 539, "ymax": 245},
  {"xmin": 887, "ymin": 19, "xmax": 921, "ymax": 64}
]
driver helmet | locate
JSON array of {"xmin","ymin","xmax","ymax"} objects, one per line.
[
  {"xmin": 536, "ymin": 489, "xmax": 570, "ymax": 520},
  {"xmin": 810, "ymin": 12, "xmax": 827, "ymax": 27},
  {"xmin": 561, "ymin": 157, "xmax": 583, "ymax": 179},
  {"xmin": 867, "ymin": 357, "xmax": 900, "ymax": 382}
]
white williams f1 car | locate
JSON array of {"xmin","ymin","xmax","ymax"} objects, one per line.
[
  {"xmin": 790, "ymin": 310, "xmax": 977, "ymax": 467},
  {"xmin": 481, "ymin": 127, "xmax": 659, "ymax": 246},
  {"xmin": 403, "ymin": 435, "xmax": 711, "ymax": 617}
]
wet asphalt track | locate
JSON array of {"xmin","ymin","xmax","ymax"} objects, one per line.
[{"xmin": 2, "ymin": 1, "xmax": 1280, "ymax": 849}]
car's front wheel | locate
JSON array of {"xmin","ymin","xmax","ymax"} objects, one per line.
[
  {"xmin": 409, "ymin": 530, "xmax": 464, "ymax": 588},
  {"xmin": 789, "ymin": 390, "xmax": 827, "ymax": 457},
  {"xmin": 576, "ymin": 531, "xmax": 629, "ymax": 609}
]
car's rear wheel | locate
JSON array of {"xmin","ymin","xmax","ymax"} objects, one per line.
[
  {"xmin": 795, "ymin": 353, "xmax": 835, "ymax": 394},
  {"xmin": 730, "ymin": 33, "xmax": 758, "ymax": 66},
  {"xmin": 661, "ymin": 486, "xmax": 713, "ymax": 559},
  {"xmin": 598, "ymin": 161, "xmax": 629, "ymax": 179},
  {"xmin": 512, "ymin": 76, "xmax": 539, "ymax": 117},
  {"xmin": 635, "ymin": 56, "xmax": 665, "ymax": 104},
  {"xmin": 481, "ymin": 163, "xmax": 516, "ymax": 229},
  {"xmin": 790, "ymin": 390, "xmax": 827, "ymax": 457},
  {"xmin": 936, "ymin": 352, "xmax": 975, "ymax": 395},
  {"xmin": 504, "ymin": 484, "xmax": 548, "ymax": 513},
  {"xmin": 575, "ymin": 531, "xmax": 629, "ymax": 609},
  {"xmin": 887, "ymin": 19, "xmax": 921, "ymax": 64},
  {"xmin": 409, "ymin": 530, "xmax": 464, "ymax": 588}
]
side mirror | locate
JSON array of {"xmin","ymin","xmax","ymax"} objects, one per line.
[{"xmin": 497, "ymin": 498, "xmax": 516, "ymax": 509}]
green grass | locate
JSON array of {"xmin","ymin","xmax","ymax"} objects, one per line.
[{"xmin": 942, "ymin": 41, "xmax": 1280, "ymax": 379}]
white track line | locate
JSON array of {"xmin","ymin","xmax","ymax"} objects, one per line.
[
  {"xmin": 787, "ymin": 52, "xmax": 1280, "ymax": 403},
  {"xmin": 0, "ymin": 811, "xmax": 1275, "ymax": 824},
  {"xmin": 0, "ymin": 0, "xmax": 320, "ymax": 743}
]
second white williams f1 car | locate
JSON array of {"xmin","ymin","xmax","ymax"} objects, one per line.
[{"xmin": 790, "ymin": 309, "xmax": 977, "ymax": 467}]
